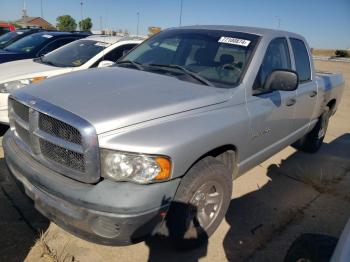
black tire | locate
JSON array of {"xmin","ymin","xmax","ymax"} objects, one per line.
[
  {"xmin": 293, "ymin": 107, "xmax": 331, "ymax": 153},
  {"xmin": 284, "ymin": 234, "xmax": 338, "ymax": 262},
  {"xmin": 164, "ymin": 156, "xmax": 232, "ymax": 249}
]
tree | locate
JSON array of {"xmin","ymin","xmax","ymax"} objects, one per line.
[
  {"xmin": 79, "ymin": 17, "xmax": 93, "ymax": 32},
  {"xmin": 56, "ymin": 15, "xmax": 77, "ymax": 31},
  {"xmin": 335, "ymin": 50, "xmax": 349, "ymax": 58}
]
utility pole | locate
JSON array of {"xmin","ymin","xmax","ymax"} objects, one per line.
[
  {"xmin": 179, "ymin": 0, "xmax": 183, "ymax": 26},
  {"xmin": 275, "ymin": 16, "xmax": 281, "ymax": 29},
  {"xmin": 99, "ymin": 16, "xmax": 102, "ymax": 32},
  {"xmin": 80, "ymin": 1, "xmax": 83, "ymax": 31},
  {"xmin": 136, "ymin": 12, "xmax": 140, "ymax": 36},
  {"xmin": 40, "ymin": 0, "xmax": 43, "ymax": 18}
]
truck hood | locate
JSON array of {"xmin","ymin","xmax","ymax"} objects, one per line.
[
  {"xmin": 19, "ymin": 67, "xmax": 230, "ymax": 134},
  {"xmin": 0, "ymin": 59, "xmax": 64, "ymax": 82}
]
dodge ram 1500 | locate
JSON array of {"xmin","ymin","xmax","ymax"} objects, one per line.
[{"xmin": 3, "ymin": 25, "xmax": 345, "ymax": 247}]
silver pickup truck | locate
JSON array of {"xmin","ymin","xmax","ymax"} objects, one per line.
[{"xmin": 3, "ymin": 25, "xmax": 345, "ymax": 247}]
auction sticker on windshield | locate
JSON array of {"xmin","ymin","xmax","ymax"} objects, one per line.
[
  {"xmin": 95, "ymin": 42, "xmax": 110, "ymax": 47},
  {"xmin": 218, "ymin": 37, "xmax": 251, "ymax": 47},
  {"xmin": 42, "ymin": 34, "xmax": 53, "ymax": 38}
]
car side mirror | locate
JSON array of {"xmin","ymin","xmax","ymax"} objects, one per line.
[
  {"xmin": 98, "ymin": 60, "xmax": 115, "ymax": 68},
  {"xmin": 264, "ymin": 70, "xmax": 299, "ymax": 92}
]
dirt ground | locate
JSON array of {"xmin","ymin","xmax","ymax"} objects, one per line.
[{"xmin": 0, "ymin": 60, "xmax": 349, "ymax": 262}]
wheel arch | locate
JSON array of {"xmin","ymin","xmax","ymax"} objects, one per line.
[
  {"xmin": 326, "ymin": 99, "xmax": 337, "ymax": 114},
  {"xmin": 183, "ymin": 144, "xmax": 238, "ymax": 179}
]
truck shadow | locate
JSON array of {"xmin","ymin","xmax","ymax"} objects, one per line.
[
  {"xmin": 223, "ymin": 133, "xmax": 350, "ymax": 261},
  {"xmin": 0, "ymin": 157, "xmax": 50, "ymax": 262}
]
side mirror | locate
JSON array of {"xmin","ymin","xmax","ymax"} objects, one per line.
[
  {"xmin": 264, "ymin": 70, "xmax": 299, "ymax": 91},
  {"xmin": 98, "ymin": 60, "xmax": 115, "ymax": 68}
]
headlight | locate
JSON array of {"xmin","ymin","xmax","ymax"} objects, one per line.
[
  {"xmin": 101, "ymin": 149, "xmax": 171, "ymax": 184},
  {"xmin": 0, "ymin": 76, "xmax": 47, "ymax": 93}
]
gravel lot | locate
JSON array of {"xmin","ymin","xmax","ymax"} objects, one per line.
[{"xmin": 0, "ymin": 60, "xmax": 349, "ymax": 262}]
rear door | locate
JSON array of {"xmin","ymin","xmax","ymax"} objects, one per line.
[
  {"xmin": 289, "ymin": 38, "xmax": 317, "ymax": 132},
  {"xmin": 245, "ymin": 37, "xmax": 296, "ymax": 164}
]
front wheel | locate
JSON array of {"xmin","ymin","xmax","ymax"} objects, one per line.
[{"xmin": 164, "ymin": 157, "xmax": 232, "ymax": 249}]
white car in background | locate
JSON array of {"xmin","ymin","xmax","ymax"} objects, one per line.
[{"xmin": 0, "ymin": 35, "xmax": 144, "ymax": 124}]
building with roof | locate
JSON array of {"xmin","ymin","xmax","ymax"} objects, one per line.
[{"xmin": 14, "ymin": 2, "xmax": 55, "ymax": 30}]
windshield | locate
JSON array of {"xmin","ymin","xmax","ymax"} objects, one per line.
[
  {"xmin": 40, "ymin": 39, "xmax": 109, "ymax": 67},
  {"xmin": 122, "ymin": 29, "xmax": 259, "ymax": 88},
  {"xmin": 0, "ymin": 31, "xmax": 26, "ymax": 46},
  {"xmin": 4, "ymin": 32, "xmax": 53, "ymax": 53}
]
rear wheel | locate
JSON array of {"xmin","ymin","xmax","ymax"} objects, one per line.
[
  {"xmin": 293, "ymin": 107, "xmax": 330, "ymax": 153},
  {"xmin": 164, "ymin": 156, "xmax": 232, "ymax": 249}
]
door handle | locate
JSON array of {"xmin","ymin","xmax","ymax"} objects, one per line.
[
  {"xmin": 309, "ymin": 90, "xmax": 318, "ymax": 97},
  {"xmin": 285, "ymin": 98, "xmax": 296, "ymax": 106}
]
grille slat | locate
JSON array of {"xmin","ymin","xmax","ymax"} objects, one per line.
[
  {"xmin": 14, "ymin": 122, "xmax": 31, "ymax": 146},
  {"xmin": 39, "ymin": 139, "xmax": 85, "ymax": 172}
]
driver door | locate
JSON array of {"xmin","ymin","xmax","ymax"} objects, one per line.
[{"xmin": 245, "ymin": 38, "xmax": 297, "ymax": 166}]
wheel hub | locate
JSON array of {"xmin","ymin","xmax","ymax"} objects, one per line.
[{"xmin": 189, "ymin": 181, "xmax": 224, "ymax": 230}]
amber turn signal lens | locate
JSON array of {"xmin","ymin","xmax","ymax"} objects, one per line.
[
  {"xmin": 31, "ymin": 76, "xmax": 46, "ymax": 83},
  {"xmin": 154, "ymin": 157, "xmax": 171, "ymax": 180}
]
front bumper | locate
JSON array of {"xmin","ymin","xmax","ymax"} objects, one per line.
[{"xmin": 3, "ymin": 132, "xmax": 180, "ymax": 245}]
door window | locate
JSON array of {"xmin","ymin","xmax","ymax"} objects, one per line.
[
  {"xmin": 290, "ymin": 38, "xmax": 311, "ymax": 83},
  {"xmin": 253, "ymin": 38, "xmax": 291, "ymax": 91},
  {"xmin": 103, "ymin": 44, "xmax": 137, "ymax": 62}
]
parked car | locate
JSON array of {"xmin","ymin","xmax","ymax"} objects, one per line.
[
  {"xmin": 285, "ymin": 218, "xmax": 350, "ymax": 262},
  {"xmin": 0, "ymin": 28, "xmax": 43, "ymax": 49},
  {"xmin": 0, "ymin": 35, "xmax": 143, "ymax": 124},
  {"xmin": 0, "ymin": 31, "xmax": 90, "ymax": 64},
  {"xmin": 3, "ymin": 25, "xmax": 345, "ymax": 247},
  {"xmin": 0, "ymin": 23, "xmax": 15, "ymax": 36}
]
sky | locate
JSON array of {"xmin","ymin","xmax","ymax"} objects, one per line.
[{"xmin": 0, "ymin": 0, "xmax": 349, "ymax": 49}]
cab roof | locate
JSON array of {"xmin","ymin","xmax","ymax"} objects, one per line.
[
  {"xmin": 85, "ymin": 35, "xmax": 145, "ymax": 44},
  {"xmin": 170, "ymin": 25, "xmax": 304, "ymax": 39}
]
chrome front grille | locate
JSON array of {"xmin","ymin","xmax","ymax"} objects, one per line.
[{"xmin": 9, "ymin": 95, "xmax": 100, "ymax": 183}]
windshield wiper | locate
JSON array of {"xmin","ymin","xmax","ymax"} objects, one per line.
[
  {"xmin": 115, "ymin": 60, "xmax": 144, "ymax": 70},
  {"xmin": 34, "ymin": 56, "xmax": 56, "ymax": 66},
  {"xmin": 148, "ymin": 64, "xmax": 214, "ymax": 87}
]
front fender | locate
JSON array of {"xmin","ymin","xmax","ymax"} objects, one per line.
[{"xmin": 98, "ymin": 104, "xmax": 250, "ymax": 179}]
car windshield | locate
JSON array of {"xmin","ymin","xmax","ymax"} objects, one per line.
[
  {"xmin": 0, "ymin": 31, "xmax": 26, "ymax": 46},
  {"xmin": 4, "ymin": 32, "xmax": 53, "ymax": 53},
  {"xmin": 40, "ymin": 39, "xmax": 109, "ymax": 67},
  {"xmin": 121, "ymin": 29, "xmax": 259, "ymax": 88}
]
